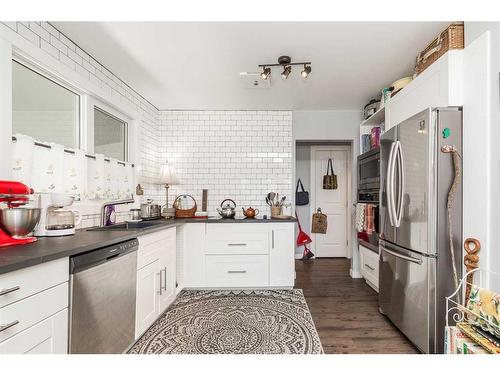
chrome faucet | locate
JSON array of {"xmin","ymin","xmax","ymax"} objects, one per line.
[{"xmin": 100, "ymin": 197, "xmax": 135, "ymax": 227}]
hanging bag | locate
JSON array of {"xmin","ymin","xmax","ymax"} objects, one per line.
[
  {"xmin": 323, "ymin": 158, "xmax": 338, "ymax": 190},
  {"xmin": 295, "ymin": 178, "xmax": 309, "ymax": 206},
  {"xmin": 311, "ymin": 208, "xmax": 328, "ymax": 234}
]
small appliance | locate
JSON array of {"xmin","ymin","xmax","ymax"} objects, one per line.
[
  {"xmin": 217, "ymin": 199, "xmax": 236, "ymax": 219},
  {"xmin": 0, "ymin": 180, "xmax": 40, "ymax": 247},
  {"xmin": 140, "ymin": 199, "xmax": 162, "ymax": 220},
  {"xmin": 357, "ymin": 148, "xmax": 380, "ymax": 203},
  {"xmin": 34, "ymin": 193, "xmax": 82, "ymax": 236}
]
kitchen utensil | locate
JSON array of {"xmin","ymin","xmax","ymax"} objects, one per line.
[
  {"xmin": 0, "ymin": 207, "xmax": 41, "ymax": 238},
  {"xmin": 140, "ymin": 199, "xmax": 162, "ymax": 220},
  {"xmin": 0, "ymin": 180, "xmax": 39, "ymax": 247},
  {"xmin": 242, "ymin": 206, "xmax": 259, "ymax": 219},
  {"xmin": 34, "ymin": 193, "xmax": 82, "ymax": 236},
  {"xmin": 130, "ymin": 208, "xmax": 142, "ymax": 221},
  {"xmin": 173, "ymin": 194, "xmax": 197, "ymax": 218},
  {"xmin": 269, "ymin": 192, "xmax": 276, "ymax": 205},
  {"xmin": 279, "ymin": 196, "xmax": 286, "ymax": 206},
  {"xmin": 217, "ymin": 199, "xmax": 236, "ymax": 219}
]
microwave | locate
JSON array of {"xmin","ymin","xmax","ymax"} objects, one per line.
[{"xmin": 357, "ymin": 148, "xmax": 380, "ymax": 202}]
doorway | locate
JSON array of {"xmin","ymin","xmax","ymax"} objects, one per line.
[{"xmin": 295, "ymin": 142, "xmax": 352, "ymax": 258}]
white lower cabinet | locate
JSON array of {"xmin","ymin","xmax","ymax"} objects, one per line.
[
  {"xmin": 135, "ymin": 228, "xmax": 176, "ymax": 339},
  {"xmin": 0, "ymin": 309, "xmax": 68, "ymax": 354},
  {"xmin": 183, "ymin": 222, "xmax": 295, "ymax": 289},
  {"xmin": 0, "ymin": 258, "xmax": 69, "ymax": 354},
  {"xmin": 359, "ymin": 245, "xmax": 379, "ymax": 292}
]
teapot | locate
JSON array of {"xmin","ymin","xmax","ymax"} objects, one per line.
[
  {"xmin": 217, "ymin": 199, "xmax": 236, "ymax": 219},
  {"xmin": 242, "ymin": 206, "xmax": 259, "ymax": 219}
]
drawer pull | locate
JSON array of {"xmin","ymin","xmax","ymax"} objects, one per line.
[
  {"xmin": 227, "ymin": 270, "xmax": 247, "ymax": 274},
  {"xmin": 0, "ymin": 320, "xmax": 19, "ymax": 332},
  {"xmin": 227, "ymin": 243, "xmax": 247, "ymax": 247},
  {"xmin": 0, "ymin": 286, "xmax": 20, "ymax": 296},
  {"xmin": 364, "ymin": 264, "xmax": 375, "ymax": 271}
]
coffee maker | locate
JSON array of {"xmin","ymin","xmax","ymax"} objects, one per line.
[{"xmin": 34, "ymin": 193, "xmax": 82, "ymax": 236}]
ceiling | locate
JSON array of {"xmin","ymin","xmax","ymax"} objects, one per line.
[{"xmin": 53, "ymin": 22, "xmax": 449, "ymax": 111}]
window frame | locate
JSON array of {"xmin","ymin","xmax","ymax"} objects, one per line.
[
  {"xmin": 12, "ymin": 58, "xmax": 82, "ymax": 149},
  {"xmin": 93, "ymin": 105, "xmax": 129, "ymax": 162}
]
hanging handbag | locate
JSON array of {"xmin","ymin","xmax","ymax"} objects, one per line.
[
  {"xmin": 311, "ymin": 208, "xmax": 328, "ymax": 234},
  {"xmin": 295, "ymin": 178, "xmax": 309, "ymax": 206},
  {"xmin": 323, "ymin": 158, "xmax": 338, "ymax": 190}
]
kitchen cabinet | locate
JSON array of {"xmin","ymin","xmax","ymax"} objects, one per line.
[
  {"xmin": 359, "ymin": 244, "xmax": 379, "ymax": 292},
  {"xmin": 182, "ymin": 222, "xmax": 295, "ymax": 289},
  {"xmin": 269, "ymin": 223, "xmax": 295, "ymax": 287},
  {"xmin": 135, "ymin": 227, "xmax": 176, "ymax": 339},
  {"xmin": 0, "ymin": 258, "xmax": 69, "ymax": 354},
  {"xmin": 385, "ymin": 50, "xmax": 463, "ymax": 130}
]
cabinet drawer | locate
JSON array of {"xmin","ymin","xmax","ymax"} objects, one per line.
[
  {"xmin": 205, "ymin": 255, "xmax": 269, "ymax": 287},
  {"xmin": 0, "ymin": 282, "xmax": 68, "ymax": 343},
  {"xmin": 0, "ymin": 258, "xmax": 69, "ymax": 309},
  {"xmin": 360, "ymin": 245, "xmax": 379, "ymax": 290},
  {"xmin": 138, "ymin": 228, "xmax": 176, "ymax": 269},
  {"xmin": 206, "ymin": 224, "xmax": 269, "ymax": 255},
  {"xmin": 0, "ymin": 309, "xmax": 68, "ymax": 354}
]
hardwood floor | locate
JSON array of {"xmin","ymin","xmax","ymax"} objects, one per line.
[{"xmin": 295, "ymin": 258, "xmax": 419, "ymax": 354}]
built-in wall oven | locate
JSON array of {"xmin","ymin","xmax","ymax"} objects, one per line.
[{"xmin": 357, "ymin": 148, "xmax": 380, "ymax": 203}]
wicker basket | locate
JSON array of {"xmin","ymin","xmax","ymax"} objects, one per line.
[
  {"xmin": 173, "ymin": 194, "xmax": 197, "ymax": 218},
  {"xmin": 415, "ymin": 22, "xmax": 464, "ymax": 76}
]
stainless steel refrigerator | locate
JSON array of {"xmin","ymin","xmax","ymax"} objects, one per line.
[{"xmin": 378, "ymin": 107, "xmax": 462, "ymax": 354}]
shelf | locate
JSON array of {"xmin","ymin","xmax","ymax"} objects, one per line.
[{"xmin": 360, "ymin": 107, "xmax": 385, "ymax": 127}]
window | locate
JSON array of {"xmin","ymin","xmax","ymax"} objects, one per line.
[
  {"xmin": 94, "ymin": 107, "xmax": 128, "ymax": 161},
  {"xmin": 12, "ymin": 60, "xmax": 80, "ymax": 148}
]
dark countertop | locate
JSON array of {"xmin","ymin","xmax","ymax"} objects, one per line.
[
  {"xmin": 0, "ymin": 217, "xmax": 297, "ymax": 275},
  {"xmin": 358, "ymin": 238, "xmax": 379, "ymax": 254}
]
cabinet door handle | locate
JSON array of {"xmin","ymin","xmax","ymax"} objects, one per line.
[
  {"xmin": 157, "ymin": 272, "xmax": 163, "ymax": 295},
  {"xmin": 364, "ymin": 264, "xmax": 375, "ymax": 271},
  {"xmin": 0, "ymin": 320, "xmax": 19, "ymax": 332},
  {"xmin": 162, "ymin": 267, "xmax": 167, "ymax": 291},
  {"xmin": 228, "ymin": 243, "xmax": 247, "ymax": 246},
  {"xmin": 0, "ymin": 286, "xmax": 20, "ymax": 296},
  {"xmin": 272, "ymin": 230, "xmax": 275, "ymax": 249},
  {"xmin": 227, "ymin": 270, "xmax": 247, "ymax": 274}
]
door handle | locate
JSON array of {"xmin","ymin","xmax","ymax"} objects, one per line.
[
  {"xmin": 227, "ymin": 270, "xmax": 247, "ymax": 274},
  {"xmin": 0, "ymin": 286, "xmax": 20, "ymax": 296},
  {"xmin": 0, "ymin": 320, "xmax": 19, "ymax": 332},
  {"xmin": 162, "ymin": 267, "xmax": 167, "ymax": 291},
  {"xmin": 386, "ymin": 142, "xmax": 396, "ymax": 227},
  {"xmin": 364, "ymin": 264, "xmax": 375, "ymax": 271},
  {"xmin": 157, "ymin": 271, "xmax": 163, "ymax": 295},
  {"xmin": 381, "ymin": 247, "xmax": 422, "ymax": 265},
  {"xmin": 396, "ymin": 141, "xmax": 405, "ymax": 227},
  {"xmin": 227, "ymin": 243, "xmax": 247, "ymax": 247},
  {"xmin": 272, "ymin": 230, "xmax": 275, "ymax": 249}
]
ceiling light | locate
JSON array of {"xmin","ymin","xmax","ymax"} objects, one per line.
[
  {"xmin": 281, "ymin": 65, "xmax": 291, "ymax": 79},
  {"xmin": 301, "ymin": 64, "xmax": 311, "ymax": 78},
  {"xmin": 260, "ymin": 67, "xmax": 271, "ymax": 80}
]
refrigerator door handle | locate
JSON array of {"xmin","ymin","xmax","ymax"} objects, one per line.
[
  {"xmin": 386, "ymin": 141, "xmax": 397, "ymax": 227},
  {"xmin": 381, "ymin": 246, "xmax": 423, "ymax": 265},
  {"xmin": 395, "ymin": 141, "xmax": 405, "ymax": 227}
]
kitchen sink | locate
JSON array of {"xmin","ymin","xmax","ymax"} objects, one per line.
[{"xmin": 87, "ymin": 221, "xmax": 168, "ymax": 231}]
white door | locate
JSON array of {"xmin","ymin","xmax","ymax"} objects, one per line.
[
  {"xmin": 310, "ymin": 146, "xmax": 349, "ymax": 257},
  {"xmin": 135, "ymin": 259, "xmax": 161, "ymax": 339}
]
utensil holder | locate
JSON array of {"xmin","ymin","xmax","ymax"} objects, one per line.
[{"xmin": 271, "ymin": 206, "xmax": 282, "ymax": 218}]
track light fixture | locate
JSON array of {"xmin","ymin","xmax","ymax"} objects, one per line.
[
  {"xmin": 258, "ymin": 55, "xmax": 311, "ymax": 80},
  {"xmin": 281, "ymin": 65, "xmax": 292, "ymax": 79},
  {"xmin": 301, "ymin": 64, "xmax": 311, "ymax": 78},
  {"xmin": 260, "ymin": 66, "xmax": 271, "ymax": 80}
]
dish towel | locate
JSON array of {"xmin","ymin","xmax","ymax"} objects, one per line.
[
  {"xmin": 31, "ymin": 142, "xmax": 64, "ymax": 193},
  {"xmin": 63, "ymin": 149, "xmax": 86, "ymax": 200},
  {"xmin": 11, "ymin": 133, "xmax": 34, "ymax": 187},
  {"xmin": 364, "ymin": 204, "xmax": 375, "ymax": 235},
  {"xmin": 87, "ymin": 153, "xmax": 105, "ymax": 199},
  {"xmin": 355, "ymin": 203, "xmax": 366, "ymax": 232}
]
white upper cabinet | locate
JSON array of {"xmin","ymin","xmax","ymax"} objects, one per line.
[{"xmin": 386, "ymin": 50, "xmax": 463, "ymax": 130}]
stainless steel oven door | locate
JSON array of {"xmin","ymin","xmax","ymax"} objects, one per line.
[{"xmin": 379, "ymin": 240, "xmax": 436, "ymax": 353}]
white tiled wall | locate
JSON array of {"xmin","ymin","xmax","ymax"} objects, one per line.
[
  {"xmin": 159, "ymin": 110, "xmax": 293, "ymax": 217},
  {"xmin": 1, "ymin": 21, "xmax": 162, "ymax": 226}
]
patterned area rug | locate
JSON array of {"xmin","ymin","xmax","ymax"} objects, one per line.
[{"xmin": 128, "ymin": 289, "xmax": 323, "ymax": 354}]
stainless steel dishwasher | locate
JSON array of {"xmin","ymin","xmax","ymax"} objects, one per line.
[{"xmin": 69, "ymin": 239, "xmax": 138, "ymax": 354}]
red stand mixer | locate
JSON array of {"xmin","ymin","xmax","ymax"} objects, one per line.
[{"xmin": 0, "ymin": 180, "xmax": 40, "ymax": 247}]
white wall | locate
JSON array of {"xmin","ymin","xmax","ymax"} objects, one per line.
[
  {"xmin": 295, "ymin": 144, "xmax": 312, "ymax": 254},
  {"xmin": 292, "ymin": 110, "xmax": 363, "ymax": 274},
  {"xmin": 159, "ymin": 110, "xmax": 293, "ymax": 216},
  {"xmin": 463, "ymin": 23, "xmax": 500, "ymax": 280}
]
